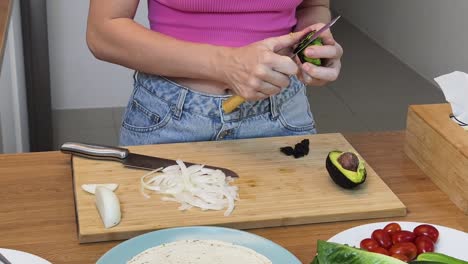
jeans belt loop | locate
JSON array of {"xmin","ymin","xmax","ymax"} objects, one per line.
[
  {"xmin": 269, "ymin": 95, "xmax": 279, "ymax": 120},
  {"xmin": 133, "ymin": 71, "xmax": 139, "ymax": 85},
  {"xmin": 172, "ymin": 87, "xmax": 187, "ymax": 120}
]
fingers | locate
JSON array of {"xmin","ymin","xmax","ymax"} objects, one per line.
[
  {"xmin": 238, "ymin": 87, "xmax": 270, "ymax": 102},
  {"xmin": 247, "ymin": 92, "xmax": 270, "ymax": 102},
  {"xmin": 259, "ymin": 81, "xmax": 282, "ymax": 96},
  {"xmin": 299, "ymin": 58, "xmax": 341, "ymax": 87},
  {"xmin": 250, "ymin": 67, "xmax": 286, "ymax": 94},
  {"xmin": 261, "ymin": 67, "xmax": 291, "ymax": 88},
  {"xmin": 239, "ymin": 74, "xmax": 283, "ymax": 101},
  {"xmin": 270, "ymin": 55, "xmax": 299, "ymax": 76},
  {"xmin": 260, "ymin": 50, "xmax": 298, "ymax": 76},
  {"xmin": 299, "ymin": 70, "xmax": 328, "ymax": 87},
  {"xmin": 265, "ymin": 29, "xmax": 311, "ymax": 52},
  {"xmin": 302, "ymin": 62, "xmax": 340, "ymax": 82},
  {"xmin": 304, "ymin": 42, "xmax": 343, "ymax": 60},
  {"xmin": 238, "ymin": 78, "xmax": 281, "ymax": 101},
  {"xmin": 242, "ymin": 91, "xmax": 270, "ymax": 102}
]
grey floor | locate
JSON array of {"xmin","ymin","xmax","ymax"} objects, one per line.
[{"xmin": 52, "ymin": 19, "xmax": 445, "ymax": 150}]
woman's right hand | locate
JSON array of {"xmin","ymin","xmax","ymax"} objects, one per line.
[{"xmin": 220, "ymin": 30, "xmax": 310, "ymax": 101}]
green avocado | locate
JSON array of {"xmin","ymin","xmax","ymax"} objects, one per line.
[
  {"xmin": 325, "ymin": 151, "xmax": 367, "ymax": 189},
  {"xmin": 294, "ymin": 31, "xmax": 323, "ymax": 66}
]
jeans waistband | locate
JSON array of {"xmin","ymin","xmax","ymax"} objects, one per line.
[{"xmin": 134, "ymin": 72, "xmax": 305, "ymax": 122}]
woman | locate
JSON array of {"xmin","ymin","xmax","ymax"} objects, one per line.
[{"xmin": 87, "ymin": 0, "xmax": 343, "ymax": 146}]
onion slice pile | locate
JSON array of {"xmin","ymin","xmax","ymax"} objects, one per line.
[{"xmin": 140, "ymin": 160, "xmax": 239, "ymax": 216}]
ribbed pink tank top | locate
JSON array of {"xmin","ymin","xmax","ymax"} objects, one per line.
[{"xmin": 148, "ymin": 0, "xmax": 302, "ymax": 47}]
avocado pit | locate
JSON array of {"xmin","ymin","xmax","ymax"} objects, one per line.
[{"xmin": 337, "ymin": 152, "xmax": 359, "ymax": 172}]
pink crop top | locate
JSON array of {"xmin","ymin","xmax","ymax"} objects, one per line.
[{"xmin": 148, "ymin": 0, "xmax": 302, "ymax": 47}]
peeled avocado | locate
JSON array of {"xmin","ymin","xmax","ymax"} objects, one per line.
[
  {"xmin": 325, "ymin": 151, "xmax": 366, "ymax": 189},
  {"xmin": 294, "ymin": 31, "xmax": 323, "ymax": 66}
]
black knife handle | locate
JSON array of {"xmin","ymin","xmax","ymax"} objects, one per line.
[{"xmin": 60, "ymin": 142, "xmax": 129, "ymax": 161}]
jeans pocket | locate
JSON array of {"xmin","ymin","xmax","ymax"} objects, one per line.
[
  {"xmin": 122, "ymin": 85, "xmax": 172, "ymax": 132},
  {"xmin": 278, "ymin": 87, "xmax": 315, "ymax": 132}
]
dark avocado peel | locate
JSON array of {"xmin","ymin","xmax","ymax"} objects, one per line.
[
  {"xmin": 326, "ymin": 151, "xmax": 367, "ymax": 189},
  {"xmin": 294, "ymin": 31, "xmax": 323, "ymax": 66}
]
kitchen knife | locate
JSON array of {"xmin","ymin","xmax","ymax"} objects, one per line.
[
  {"xmin": 290, "ymin": 15, "xmax": 341, "ymax": 59},
  {"xmin": 0, "ymin": 253, "xmax": 12, "ymax": 264},
  {"xmin": 60, "ymin": 142, "xmax": 239, "ymax": 178},
  {"xmin": 222, "ymin": 15, "xmax": 341, "ymax": 114}
]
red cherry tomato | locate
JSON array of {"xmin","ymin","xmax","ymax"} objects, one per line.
[
  {"xmin": 391, "ymin": 253, "xmax": 410, "ymax": 262},
  {"xmin": 415, "ymin": 236, "xmax": 435, "ymax": 254},
  {"xmin": 370, "ymin": 246, "xmax": 390, "ymax": 255},
  {"xmin": 413, "ymin": 224, "xmax": 439, "ymax": 243},
  {"xmin": 384, "ymin": 223, "xmax": 402, "ymax": 235},
  {"xmin": 372, "ymin": 229, "xmax": 393, "ymax": 249},
  {"xmin": 360, "ymin": 238, "xmax": 380, "ymax": 251},
  {"xmin": 392, "ymin": 231, "xmax": 416, "ymax": 244},
  {"xmin": 389, "ymin": 242, "xmax": 418, "ymax": 261}
]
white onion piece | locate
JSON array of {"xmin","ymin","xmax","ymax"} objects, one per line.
[
  {"xmin": 141, "ymin": 160, "xmax": 239, "ymax": 216},
  {"xmin": 81, "ymin": 183, "xmax": 119, "ymax": 194},
  {"xmin": 95, "ymin": 186, "xmax": 121, "ymax": 228}
]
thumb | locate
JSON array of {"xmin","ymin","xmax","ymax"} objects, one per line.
[{"xmin": 265, "ymin": 29, "xmax": 310, "ymax": 52}]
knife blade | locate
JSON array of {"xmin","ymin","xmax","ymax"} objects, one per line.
[
  {"xmin": 0, "ymin": 252, "xmax": 12, "ymax": 264},
  {"xmin": 291, "ymin": 15, "xmax": 341, "ymax": 59},
  {"xmin": 60, "ymin": 142, "xmax": 239, "ymax": 178}
]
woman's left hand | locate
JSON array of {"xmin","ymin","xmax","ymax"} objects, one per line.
[{"xmin": 296, "ymin": 23, "xmax": 343, "ymax": 87}]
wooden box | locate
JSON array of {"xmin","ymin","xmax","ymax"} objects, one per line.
[{"xmin": 405, "ymin": 104, "xmax": 468, "ymax": 214}]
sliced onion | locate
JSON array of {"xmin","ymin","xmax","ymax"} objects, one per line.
[
  {"xmin": 95, "ymin": 186, "xmax": 121, "ymax": 228},
  {"xmin": 141, "ymin": 160, "xmax": 239, "ymax": 216},
  {"xmin": 81, "ymin": 183, "xmax": 119, "ymax": 194}
]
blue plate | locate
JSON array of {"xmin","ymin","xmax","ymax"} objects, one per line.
[{"xmin": 97, "ymin": 226, "xmax": 301, "ymax": 264}]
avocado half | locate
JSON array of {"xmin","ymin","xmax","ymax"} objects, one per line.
[
  {"xmin": 293, "ymin": 31, "xmax": 323, "ymax": 65},
  {"xmin": 325, "ymin": 151, "xmax": 367, "ymax": 189}
]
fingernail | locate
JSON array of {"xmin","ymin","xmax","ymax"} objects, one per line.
[{"xmin": 303, "ymin": 63, "xmax": 310, "ymax": 71}]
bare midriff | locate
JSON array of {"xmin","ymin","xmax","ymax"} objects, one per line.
[{"xmin": 168, "ymin": 77, "xmax": 232, "ymax": 95}]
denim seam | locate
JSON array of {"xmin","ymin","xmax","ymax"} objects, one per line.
[
  {"xmin": 122, "ymin": 114, "xmax": 172, "ymax": 133},
  {"xmin": 131, "ymin": 100, "xmax": 160, "ymax": 123},
  {"xmin": 278, "ymin": 115, "xmax": 316, "ymax": 132},
  {"xmin": 122, "ymin": 99, "xmax": 172, "ymax": 133},
  {"xmin": 138, "ymin": 83, "xmax": 174, "ymax": 106},
  {"xmin": 276, "ymin": 85, "xmax": 315, "ymax": 132}
]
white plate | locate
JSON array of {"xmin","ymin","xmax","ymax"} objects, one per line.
[
  {"xmin": 328, "ymin": 221, "xmax": 468, "ymax": 261},
  {"xmin": 0, "ymin": 248, "xmax": 51, "ymax": 264}
]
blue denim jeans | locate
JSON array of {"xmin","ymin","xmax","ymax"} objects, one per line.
[{"xmin": 119, "ymin": 72, "xmax": 316, "ymax": 146}]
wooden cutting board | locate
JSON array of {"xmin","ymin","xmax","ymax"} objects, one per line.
[{"xmin": 72, "ymin": 133, "xmax": 406, "ymax": 243}]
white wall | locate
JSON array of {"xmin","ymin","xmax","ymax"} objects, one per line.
[
  {"xmin": 0, "ymin": 0, "xmax": 29, "ymax": 153},
  {"xmin": 332, "ymin": 0, "xmax": 468, "ymax": 83},
  {"xmin": 47, "ymin": 1, "xmax": 149, "ymax": 110}
]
